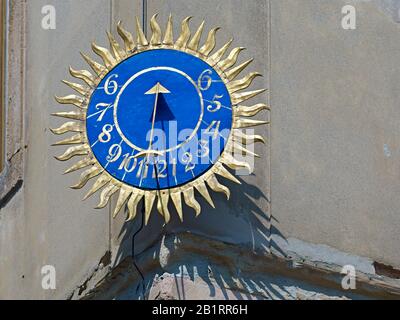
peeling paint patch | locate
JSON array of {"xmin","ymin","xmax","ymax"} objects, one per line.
[
  {"xmin": 384, "ymin": 144, "xmax": 391, "ymax": 158},
  {"xmin": 273, "ymin": 237, "xmax": 376, "ymax": 275},
  {"xmin": 68, "ymin": 251, "xmax": 112, "ymax": 299},
  {"xmin": 374, "ymin": 261, "xmax": 400, "ymax": 279},
  {"xmin": 99, "ymin": 251, "xmax": 111, "ymax": 268}
]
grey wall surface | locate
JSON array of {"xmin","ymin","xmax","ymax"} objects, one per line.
[
  {"xmin": 0, "ymin": 0, "xmax": 399, "ymax": 299},
  {"xmin": 271, "ymin": 0, "xmax": 400, "ymax": 267},
  {"xmin": 0, "ymin": 0, "xmax": 143, "ymax": 300}
]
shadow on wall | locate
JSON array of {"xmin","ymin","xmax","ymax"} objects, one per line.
[{"xmin": 102, "ymin": 175, "xmax": 289, "ymax": 300}]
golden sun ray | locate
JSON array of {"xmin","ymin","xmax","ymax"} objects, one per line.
[
  {"xmin": 170, "ymin": 191, "xmax": 183, "ymax": 222},
  {"xmin": 195, "ymin": 180, "xmax": 215, "ymax": 208},
  {"xmin": 183, "ymin": 187, "xmax": 201, "ymax": 216},
  {"xmin": 234, "ymin": 118, "xmax": 269, "ymax": 129},
  {"xmin": 233, "ymin": 130, "xmax": 266, "ymax": 145},
  {"xmin": 71, "ymin": 166, "xmax": 103, "ymax": 190},
  {"xmin": 136, "ymin": 16, "xmax": 149, "ymax": 47},
  {"xmin": 80, "ymin": 52, "xmax": 107, "ymax": 76},
  {"xmin": 187, "ymin": 21, "xmax": 205, "ymax": 51},
  {"xmin": 199, "ymin": 27, "xmax": 220, "ymax": 56},
  {"xmin": 218, "ymin": 47, "xmax": 246, "ymax": 71},
  {"xmin": 127, "ymin": 191, "xmax": 144, "ymax": 221},
  {"xmin": 69, "ymin": 66, "xmax": 95, "ymax": 87},
  {"xmin": 220, "ymin": 152, "xmax": 252, "ymax": 173},
  {"xmin": 96, "ymin": 182, "xmax": 121, "ymax": 209},
  {"xmin": 227, "ymin": 72, "xmax": 262, "ymax": 93},
  {"xmin": 113, "ymin": 186, "xmax": 133, "ymax": 218},
  {"xmin": 150, "ymin": 14, "xmax": 162, "ymax": 46},
  {"xmin": 236, "ymin": 103, "xmax": 270, "ymax": 117},
  {"xmin": 91, "ymin": 42, "xmax": 117, "ymax": 69},
  {"xmin": 231, "ymin": 89, "xmax": 267, "ymax": 105},
  {"xmin": 83, "ymin": 173, "xmax": 112, "ymax": 200},
  {"xmin": 55, "ymin": 95, "xmax": 85, "ymax": 109},
  {"xmin": 175, "ymin": 16, "xmax": 192, "ymax": 49},
  {"xmin": 209, "ymin": 38, "xmax": 233, "ymax": 64},
  {"xmin": 227, "ymin": 142, "xmax": 260, "ymax": 158},
  {"xmin": 50, "ymin": 122, "xmax": 83, "ymax": 135},
  {"xmin": 52, "ymin": 110, "xmax": 85, "ymax": 121},
  {"xmin": 107, "ymin": 31, "xmax": 126, "ymax": 61},
  {"xmin": 61, "ymin": 80, "xmax": 89, "ymax": 96},
  {"xmin": 163, "ymin": 14, "xmax": 174, "ymax": 45},
  {"xmin": 207, "ymin": 174, "xmax": 231, "ymax": 200},
  {"xmin": 214, "ymin": 164, "xmax": 241, "ymax": 185},
  {"xmin": 55, "ymin": 145, "xmax": 89, "ymax": 162},
  {"xmin": 64, "ymin": 157, "xmax": 96, "ymax": 175},
  {"xmin": 225, "ymin": 59, "xmax": 253, "ymax": 81},
  {"xmin": 52, "ymin": 15, "xmax": 269, "ymax": 225},
  {"xmin": 117, "ymin": 21, "xmax": 136, "ymax": 52},
  {"xmin": 52, "ymin": 133, "xmax": 85, "ymax": 146},
  {"xmin": 144, "ymin": 192, "xmax": 157, "ymax": 225},
  {"xmin": 157, "ymin": 191, "xmax": 171, "ymax": 223}
]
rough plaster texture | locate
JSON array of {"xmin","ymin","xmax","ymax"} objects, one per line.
[
  {"xmin": 0, "ymin": 0, "xmax": 24, "ymax": 202},
  {"xmin": 83, "ymin": 234, "xmax": 394, "ymax": 300},
  {"xmin": 130, "ymin": 273, "xmax": 350, "ymax": 300},
  {"xmin": 0, "ymin": 0, "xmax": 400, "ymax": 300},
  {"xmin": 1, "ymin": 0, "xmax": 141, "ymax": 300},
  {"xmin": 271, "ymin": 0, "xmax": 400, "ymax": 268}
]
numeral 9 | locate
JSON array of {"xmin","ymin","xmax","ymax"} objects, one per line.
[
  {"xmin": 106, "ymin": 144, "xmax": 122, "ymax": 162},
  {"xmin": 106, "ymin": 146, "xmax": 139, "ymax": 174}
]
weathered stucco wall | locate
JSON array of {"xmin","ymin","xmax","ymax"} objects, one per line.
[
  {"xmin": 270, "ymin": 0, "xmax": 400, "ymax": 268},
  {"xmin": 0, "ymin": 0, "xmax": 400, "ymax": 299},
  {"xmin": 0, "ymin": 0, "xmax": 141, "ymax": 300}
]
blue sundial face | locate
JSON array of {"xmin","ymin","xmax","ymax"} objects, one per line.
[{"xmin": 86, "ymin": 49, "xmax": 233, "ymax": 190}]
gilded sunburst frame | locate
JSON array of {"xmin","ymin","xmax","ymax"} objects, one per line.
[{"xmin": 51, "ymin": 15, "xmax": 269, "ymax": 225}]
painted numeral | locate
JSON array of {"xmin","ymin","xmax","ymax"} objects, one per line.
[
  {"xmin": 198, "ymin": 140, "xmax": 210, "ymax": 157},
  {"xmin": 198, "ymin": 69, "xmax": 213, "ymax": 91},
  {"xmin": 119, "ymin": 154, "xmax": 138, "ymax": 173},
  {"xmin": 182, "ymin": 152, "xmax": 196, "ymax": 173},
  {"xmin": 207, "ymin": 94, "xmax": 224, "ymax": 113},
  {"xmin": 104, "ymin": 74, "xmax": 119, "ymax": 95},
  {"xmin": 153, "ymin": 160, "xmax": 168, "ymax": 179},
  {"xmin": 106, "ymin": 144, "xmax": 122, "ymax": 162},
  {"xmin": 99, "ymin": 124, "xmax": 114, "ymax": 143},
  {"xmin": 137, "ymin": 160, "xmax": 149, "ymax": 179},
  {"xmin": 172, "ymin": 159, "xmax": 177, "ymax": 177},
  {"xmin": 205, "ymin": 121, "xmax": 221, "ymax": 139},
  {"xmin": 95, "ymin": 103, "xmax": 113, "ymax": 122}
]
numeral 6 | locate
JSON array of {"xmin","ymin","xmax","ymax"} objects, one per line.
[
  {"xmin": 104, "ymin": 74, "xmax": 119, "ymax": 95},
  {"xmin": 198, "ymin": 69, "xmax": 213, "ymax": 91}
]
